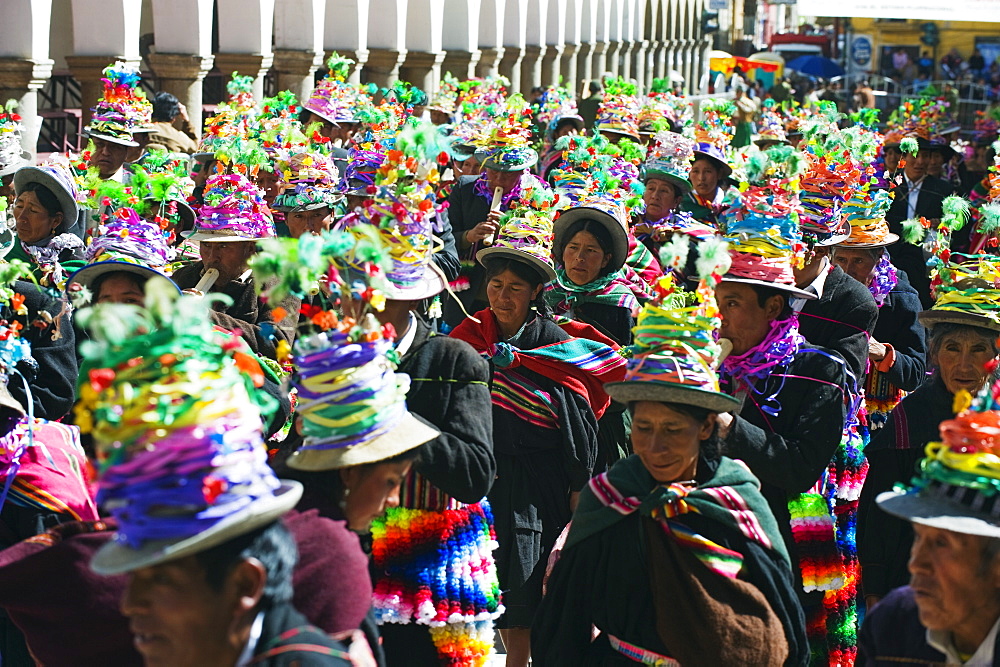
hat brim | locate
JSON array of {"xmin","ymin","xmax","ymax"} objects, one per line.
[
  {"xmin": 877, "ymin": 489, "xmax": 1000, "ymax": 539},
  {"xmin": 553, "ymin": 206, "xmax": 629, "ymax": 274},
  {"xmin": 721, "ymin": 276, "xmax": 818, "ymax": 300},
  {"xmin": 91, "ymin": 480, "xmax": 304, "ymax": 575},
  {"xmin": 184, "ymin": 229, "xmax": 263, "ymax": 242},
  {"xmin": 0, "ymin": 226, "xmax": 14, "ymax": 261},
  {"xmin": 303, "ymin": 104, "xmax": 359, "ymax": 127},
  {"xmin": 385, "ymin": 265, "xmax": 447, "ymax": 301},
  {"xmin": 84, "ymin": 130, "xmax": 139, "ymax": 148},
  {"xmin": 605, "ymin": 381, "xmax": 740, "ymax": 413},
  {"xmin": 643, "ymin": 170, "xmax": 692, "ymax": 194},
  {"xmin": 918, "ymin": 309, "xmax": 1000, "ymax": 332},
  {"xmin": 692, "ymin": 150, "xmax": 733, "ymax": 178},
  {"xmin": 286, "ymin": 412, "xmax": 438, "ymax": 471},
  {"xmin": 476, "ymin": 246, "xmax": 557, "ymax": 283},
  {"xmin": 835, "ymin": 232, "xmax": 899, "ymax": 248},
  {"xmin": 13, "ymin": 166, "xmax": 79, "ymax": 226},
  {"xmin": 191, "ymin": 152, "xmax": 216, "ymax": 164},
  {"xmin": 68, "ymin": 261, "xmax": 181, "ymax": 293},
  {"xmin": 477, "ymin": 150, "xmax": 538, "ymax": 172},
  {"xmin": 145, "ymin": 198, "xmax": 196, "ymax": 229},
  {"xmin": 0, "ymin": 152, "xmax": 30, "ymax": 178}
]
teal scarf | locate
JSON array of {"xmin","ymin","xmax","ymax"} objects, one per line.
[{"xmin": 546, "ymin": 267, "xmax": 642, "ymax": 316}]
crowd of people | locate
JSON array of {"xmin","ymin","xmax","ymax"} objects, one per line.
[{"xmin": 0, "ymin": 53, "xmax": 999, "ymax": 666}]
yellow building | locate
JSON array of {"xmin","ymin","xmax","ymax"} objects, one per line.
[{"xmin": 848, "ymin": 18, "xmax": 1000, "ymax": 78}]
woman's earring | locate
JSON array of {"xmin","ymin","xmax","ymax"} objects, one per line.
[{"xmin": 339, "ymin": 486, "xmax": 350, "ymax": 512}]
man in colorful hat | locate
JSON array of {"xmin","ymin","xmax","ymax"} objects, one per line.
[
  {"xmin": 82, "ymin": 62, "xmax": 148, "ymax": 182},
  {"xmin": 172, "ymin": 174, "xmax": 296, "ymax": 360},
  {"xmin": 75, "ymin": 290, "xmax": 350, "ymax": 666},
  {"xmin": 886, "ymin": 134, "xmax": 956, "ymax": 308},
  {"xmin": 860, "ymin": 380, "xmax": 1000, "ymax": 665}
]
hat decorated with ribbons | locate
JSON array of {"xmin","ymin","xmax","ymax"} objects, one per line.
[
  {"xmin": 186, "ymin": 174, "xmax": 276, "ymax": 242},
  {"xmin": 0, "ymin": 101, "xmax": 29, "ymax": 178},
  {"xmin": 271, "ymin": 148, "xmax": 343, "ymax": 213},
  {"xmin": 605, "ymin": 237, "xmax": 739, "ymax": 412},
  {"xmin": 473, "ymin": 94, "xmax": 538, "ymax": 172},
  {"xmin": 755, "ymin": 103, "xmax": 789, "ymax": 147},
  {"xmin": 693, "ymin": 99, "xmax": 736, "ymax": 177},
  {"xmin": 594, "ymin": 77, "xmax": 641, "ymax": 140},
  {"xmin": 455, "ymin": 76, "xmax": 510, "ymax": 123},
  {"xmin": 642, "ymin": 131, "xmax": 695, "ymax": 193},
  {"xmin": 337, "ymin": 121, "xmax": 450, "ymax": 301},
  {"xmin": 131, "ymin": 149, "xmax": 197, "ymax": 239},
  {"xmin": 84, "ymin": 62, "xmax": 146, "ymax": 147},
  {"xmin": 304, "ymin": 53, "xmax": 363, "ymax": 126},
  {"xmin": 68, "ymin": 178, "xmax": 178, "ymax": 294},
  {"xmin": 877, "ymin": 376, "xmax": 1000, "ymax": 539},
  {"xmin": 553, "ymin": 191, "xmax": 630, "ymax": 275},
  {"xmin": 720, "ymin": 145, "xmax": 815, "ymax": 300},
  {"xmin": 477, "ymin": 183, "xmax": 558, "ymax": 283},
  {"xmin": 428, "ymin": 73, "xmax": 460, "ymax": 117},
  {"xmin": 75, "ymin": 285, "xmax": 299, "ymax": 575},
  {"xmin": 537, "ymin": 85, "xmax": 583, "ymax": 137},
  {"xmin": 637, "ymin": 89, "xmax": 692, "ymax": 136},
  {"xmin": 251, "ymin": 228, "xmax": 439, "ymax": 471},
  {"xmin": 797, "ymin": 126, "xmax": 869, "ymax": 246},
  {"xmin": 193, "ymin": 74, "xmax": 260, "ymax": 162}
]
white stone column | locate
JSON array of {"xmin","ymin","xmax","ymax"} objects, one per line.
[
  {"xmin": 520, "ymin": 44, "xmax": 546, "ymax": 92},
  {"xmin": 69, "ymin": 0, "xmax": 142, "ymax": 126},
  {"xmin": 498, "ymin": 48, "xmax": 524, "ymax": 93},
  {"xmin": 147, "ymin": 54, "xmax": 214, "ymax": 132},
  {"xmin": 273, "ymin": 0, "xmax": 326, "ymax": 100},
  {"xmin": 215, "ymin": 0, "xmax": 276, "ymax": 99},
  {"xmin": 326, "ymin": 0, "xmax": 371, "ymax": 82},
  {"xmin": 540, "ymin": 44, "xmax": 563, "ymax": 88},
  {"xmin": 149, "ymin": 0, "xmax": 214, "ymax": 131},
  {"xmin": 399, "ymin": 51, "xmax": 446, "ymax": 95},
  {"xmin": 476, "ymin": 47, "xmax": 505, "ymax": 78},
  {"xmin": 0, "ymin": 0, "xmax": 56, "ymax": 159},
  {"xmin": 559, "ymin": 43, "xmax": 580, "ymax": 93}
]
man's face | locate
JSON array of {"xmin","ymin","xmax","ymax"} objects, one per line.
[
  {"xmin": 908, "ymin": 524, "xmax": 1000, "ymax": 642},
  {"xmin": 121, "ymin": 556, "xmax": 243, "ymax": 667},
  {"xmin": 485, "ymin": 168, "xmax": 522, "ymax": 195},
  {"xmin": 715, "ymin": 281, "xmax": 783, "ymax": 356},
  {"xmin": 452, "ymin": 156, "xmax": 481, "ymax": 178},
  {"xmin": 903, "ymin": 150, "xmax": 929, "ymax": 182},
  {"xmin": 832, "ymin": 248, "xmax": 880, "ymax": 287},
  {"xmin": 286, "ymin": 207, "xmax": 333, "ymax": 239},
  {"xmin": 199, "ymin": 241, "xmax": 256, "ymax": 285},
  {"xmin": 89, "ymin": 137, "xmax": 131, "ymax": 179},
  {"xmin": 926, "ymin": 150, "xmax": 945, "ymax": 177}
]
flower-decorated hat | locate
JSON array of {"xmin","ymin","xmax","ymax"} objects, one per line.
[
  {"xmin": 637, "ymin": 88, "xmax": 691, "ymax": 136},
  {"xmin": 835, "ymin": 188, "xmax": 896, "ymax": 248},
  {"xmin": 84, "ymin": 62, "xmax": 145, "ymax": 147},
  {"xmin": 252, "ymin": 229, "xmax": 440, "ymax": 471},
  {"xmin": 303, "ymin": 53, "xmax": 362, "ymax": 126},
  {"xmin": 337, "ymin": 122, "xmax": 449, "ymax": 301},
  {"xmin": 0, "ymin": 101, "xmax": 29, "ymax": 178},
  {"xmin": 720, "ymin": 145, "xmax": 815, "ymax": 300},
  {"xmin": 477, "ymin": 183, "xmax": 558, "ymax": 283},
  {"xmin": 877, "ymin": 377, "xmax": 1000, "ymax": 538},
  {"xmin": 186, "ymin": 174, "xmax": 276, "ymax": 243},
  {"xmin": 594, "ymin": 77, "xmax": 641, "ymax": 141},
  {"xmin": 133, "ymin": 149, "xmax": 197, "ymax": 238},
  {"xmin": 192, "ymin": 74, "xmax": 260, "ymax": 163},
  {"xmin": 797, "ymin": 123, "xmax": 869, "ymax": 246},
  {"xmin": 605, "ymin": 237, "xmax": 739, "ymax": 412},
  {"xmin": 537, "ymin": 85, "xmax": 584, "ymax": 138},
  {"xmin": 428, "ymin": 73, "xmax": 460, "ymax": 118},
  {"xmin": 553, "ymin": 191, "xmax": 630, "ymax": 275},
  {"xmin": 755, "ymin": 102, "xmax": 789, "ymax": 147},
  {"xmin": 642, "ymin": 130, "xmax": 695, "ymax": 193},
  {"xmin": 76, "ymin": 287, "xmax": 301, "ymax": 574},
  {"xmin": 271, "ymin": 148, "xmax": 343, "ymax": 213},
  {"xmin": 473, "ymin": 94, "xmax": 538, "ymax": 172},
  {"xmin": 693, "ymin": 99, "xmax": 736, "ymax": 177}
]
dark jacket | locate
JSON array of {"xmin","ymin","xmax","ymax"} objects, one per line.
[
  {"xmin": 172, "ymin": 262, "xmax": 296, "ymax": 360},
  {"xmin": 797, "ymin": 265, "xmax": 878, "ymax": 384},
  {"xmin": 8, "ymin": 281, "xmax": 77, "ymax": 421},
  {"xmin": 396, "ymin": 316, "xmax": 495, "ymax": 502},
  {"xmin": 858, "ymin": 586, "xmax": 968, "ymax": 666},
  {"xmin": 858, "ymin": 377, "xmax": 954, "ymax": 598},
  {"xmin": 722, "ymin": 346, "xmax": 848, "ymax": 587},
  {"xmin": 885, "ymin": 174, "xmax": 954, "ymax": 308},
  {"xmin": 443, "ymin": 175, "xmax": 495, "ymax": 326},
  {"xmin": 871, "ymin": 268, "xmax": 926, "ymax": 392},
  {"xmin": 252, "ymin": 602, "xmax": 351, "ymax": 666}
]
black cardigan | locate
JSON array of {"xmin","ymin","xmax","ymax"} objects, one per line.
[
  {"xmin": 870, "ymin": 268, "xmax": 927, "ymax": 392},
  {"xmin": 858, "ymin": 377, "xmax": 954, "ymax": 598},
  {"xmin": 798, "ymin": 265, "xmax": 878, "ymax": 385},
  {"xmin": 396, "ymin": 316, "xmax": 495, "ymax": 502}
]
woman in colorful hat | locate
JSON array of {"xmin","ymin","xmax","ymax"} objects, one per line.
[
  {"xmin": 0, "ymin": 102, "xmax": 29, "ymax": 203},
  {"xmin": 632, "ymin": 131, "xmax": 715, "ymax": 258},
  {"xmin": 680, "ymin": 100, "xmax": 741, "ymax": 227},
  {"xmin": 534, "ymin": 253, "xmax": 809, "ymax": 666},
  {"xmin": 547, "ymin": 192, "xmax": 638, "ymax": 346},
  {"xmin": 10, "ymin": 164, "xmax": 85, "ymax": 288},
  {"xmin": 859, "ymin": 255, "xmax": 1000, "ymax": 609},
  {"xmin": 860, "ymin": 381, "xmax": 1000, "ymax": 665},
  {"xmin": 450, "ymin": 201, "xmax": 625, "ymax": 666}
]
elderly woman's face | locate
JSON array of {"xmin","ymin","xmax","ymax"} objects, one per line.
[
  {"xmin": 12, "ymin": 191, "xmax": 62, "ymax": 244},
  {"xmin": 908, "ymin": 524, "xmax": 1000, "ymax": 641},
  {"xmin": 935, "ymin": 328, "xmax": 998, "ymax": 395},
  {"xmin": 631, "ymin": 402, "xmax": 714, "ymax": 484},
  {"xmin": 643, "ymin": 177, "xmax": 681, "ymax": 220}
]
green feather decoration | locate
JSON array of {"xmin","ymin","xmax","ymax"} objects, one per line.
[
  {"xmin": 226, "ymin": 74, "xmax": 254, "ymax": 97},
  {"xmin": 901, "ymin": 218, "xmax": 927, "ymax": 245},
  {"xmin": 978, "ymin": 203, "xmax": 1000, "ymax": 235},
  {"xmin": 900, "ymin": 137, "xmax": 919, "ymax": 156},
  {"xmin": 940, "ymin": 196, "xmax": 971, "ymax": 231},
  {"xmin": 326, "ymin": 52, "xmax": 355, "ymax": 81}
]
